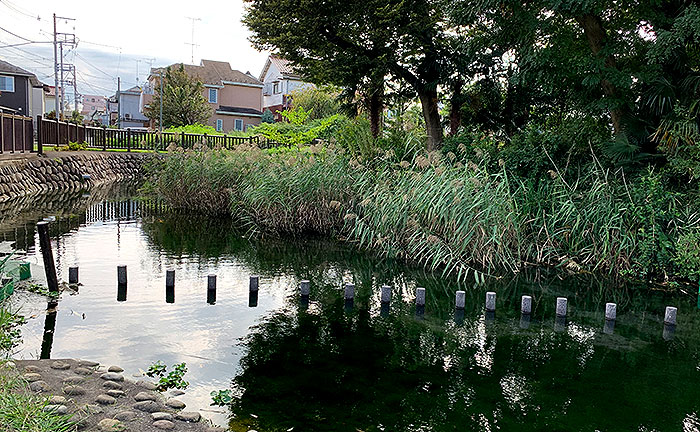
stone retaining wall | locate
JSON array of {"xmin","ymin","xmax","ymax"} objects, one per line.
[{"xmin": 0, "ymin": 152, "xmax": 150, "ymax": 202}]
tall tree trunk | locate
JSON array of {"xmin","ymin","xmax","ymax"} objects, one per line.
[
  {"xmin": 418, "ymin": 87, "xmax": 443, "ymax": 151},
  {"xmin": 449, "ymin": 80, "xmax": 463, "ymax": 136},
  {"xmin": 575, "ymin": 13, "xmax": 623, "ymax": 134},
  {"xmin": 368, "ymin": 86, "xmax": 383, "ymax": 139}
]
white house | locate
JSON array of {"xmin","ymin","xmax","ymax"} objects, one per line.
[{"xmin": 259, "ymin": 55, "xmax": 313, "ymax": 120}]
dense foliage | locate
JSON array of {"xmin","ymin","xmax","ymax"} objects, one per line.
[
  {"xmin": 145, "ymin": 142, "xmax": 700, "ymax": 284},
  {"xmin": 145, "ymin": 65, "xmax": 212, "ymax": 128},
  {"xmin": 244, "ymin": 0, "xmax": 700, "ymax": 158}
]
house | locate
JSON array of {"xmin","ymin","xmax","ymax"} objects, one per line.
[
  {"xmin": 259, "ymin": 55, "xmax": 314, "ymax": 120},
  {"xmin": 44, "ymin": 86, "xmax": 56, "ymax": 114},
  {"xmin": 80, "ymin": 94, "xmax": 108, "ymax": 125},
  {"xmin": 144, "ymin": 60, "xmax": 264, "ymax": 132},
  {"xmin": 0, "ymin": 59, "xmax": 46, "ymax": 121},
  {"xmin": 109, "ymin": 86, "xmax": 149, "ymax": 128}
]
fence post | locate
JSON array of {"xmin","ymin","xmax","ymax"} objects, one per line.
[
  {"xmin": 102, "ymin": 126, "xmax": 107, "ymax": 151},
  {"xmin": 11, "ymin": 115, "xmax": 16, "ymax": 153},
  {"xmin": 180, "ymin": 131, "xmax": 185, "ymax": 147},
  {"xmin": 36, "ymin": 115, "xmax": 43, "ymax": 154},
  {"xmin": 0, "ymin": 113, "xmax": 4, "ymax": 154},
  {"xmin": 54, "ymin": 119, "xmax": 59, "ymax": 146},
  {"xmin": 127, "ymin": 128, "xmax": 131, "ymax": 152}
]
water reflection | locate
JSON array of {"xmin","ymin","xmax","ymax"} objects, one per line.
[{"xmin": 2, "ymin": 191, "xmax": 700, "ymax": 431}]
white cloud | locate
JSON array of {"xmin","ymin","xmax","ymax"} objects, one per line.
[{"xmin": 0, "ymin": 0, "xmax": 269, "ymax": 97}]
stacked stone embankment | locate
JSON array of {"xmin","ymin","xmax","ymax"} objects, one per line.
[{"xmin": 0, "ymin": 152, "xmax": 149, "ymax": 202}]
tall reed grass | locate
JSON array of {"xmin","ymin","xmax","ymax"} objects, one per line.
[{"xmin": 144, "ymin": 144, "xmax": 700, "ymax": 282}]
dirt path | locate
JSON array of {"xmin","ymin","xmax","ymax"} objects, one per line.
[{"xmin": 9, "ymin": 358, "xmax": 226, "ymax": 431}]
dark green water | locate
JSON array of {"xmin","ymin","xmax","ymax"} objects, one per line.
[{"xmin": 2, "ymin": 186, "xmax": 700, "ymax": 431}]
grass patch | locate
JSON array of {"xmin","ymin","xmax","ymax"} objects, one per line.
[{"xmin": 0, "ymin": 364, "xmax": 76, "ymax": 432}]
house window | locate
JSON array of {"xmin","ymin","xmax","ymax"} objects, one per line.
[
  {"xmin": 208, "ymin": 88, "xmax": 218, "ymax": 103},
  {"xmin": 0, "ymin": 76, "xmax": 15, "ymax": 92},
  {"xmin": 234, "ymin": 119, "xmax": 243, "ymax": 131},
  {"xmin": 273, "ymin": 82, "xmax": 279, "ymax": 94},
  {"xmin": 216, "ymin": 119, "xmax": 223, "ymax": 132}
]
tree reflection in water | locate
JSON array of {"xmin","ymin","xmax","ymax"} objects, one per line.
[{"xmin": 230, "ymin": 297, "xmax": 700, "ymax": 432}]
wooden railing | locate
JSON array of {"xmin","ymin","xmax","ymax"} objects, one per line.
[
  {"xmin": 0, "ymin": 113, "xmax": 33, "ymax": 154},
  {"xmin": 37, "ymin": 116, "xmax": 282, "ymax": 153}
]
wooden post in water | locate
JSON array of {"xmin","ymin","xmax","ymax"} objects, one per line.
[
  {"xmin": 556, "ymin": 297, "xmax": 567, "ymax": 317},
  {"xmin": 521, "ymin": 295, "xmax": 532, "ymax": 314},
  {"xmin": 166, "ymin": 269, "xmax": 175, "ymax": 303},
  {"xmin": 455, "ymin": 290, "xmax": 465, "ymax": 310},
  {"xmin": 664, "ymin": 306, "xmax": 677, "ymax": 325},
  {"xmin": 485, "ymin": 292, "xmax": 496, "ymax": 312},
  {"xmin": 117, "ymin": 265, "xmax": 127, "ymax": 301},
  {"xmin": 605, "ymin": 303, "xmax": 617, "ymax": 321},
  {"xmin": 300, "ymin": 280, "xmax": 310, "ymax": 297},
  {"xmin": 68, "ymin": 267, "xmax": 79, "ymax": 285},
  {"xmin": 36, "ymin": 221, "xmax": 59, "ymax": 294},
  {"xmin": 344, "ymin": 283, "xmax": 355, "ymax": 300},
  {"xmin": 117, "ymin": 265, "xmax": 127, "ymax": 286},
  {"xmin": 250, "ymin": 275, "xmax": 259, "ymax": 292},
  {"xmin": 415, "ymin": 287, "xmax": 426, "ymax": 306},
  {"xmin": 207, "ymin": 274, "xmax": 216, "ymax": 304},
  {"xmin": 380, "ymin": 285, "xmax": 391, "ymax": 304}
]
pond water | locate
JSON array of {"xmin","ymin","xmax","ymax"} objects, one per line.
[{"xmin": 2, "ymin": 184, "xmax": 700, "ymax": 431}]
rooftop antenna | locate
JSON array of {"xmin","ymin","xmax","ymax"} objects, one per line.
[{"xmin": 185, "ymin": 17, "xmax": 201, "ymax": 64}]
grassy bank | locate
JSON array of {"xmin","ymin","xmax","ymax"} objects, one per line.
[
  {"xmin": 143, "ymin": 144, "xmax": 700, "ymax": 285},
  {"xmin": 0, "ymin": 363, "xmax": 76, "ymax": 432}
]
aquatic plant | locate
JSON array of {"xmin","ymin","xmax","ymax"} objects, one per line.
[
  {"xmin": 144, "ymin": 144, "xmax": 700, "ymax": 283},
  {"xmin": 146, "ymin": 361, "xmax": 189, "ymax": 391}
]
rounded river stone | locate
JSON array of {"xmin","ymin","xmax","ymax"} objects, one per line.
[
  {"xmin": 153, "ymin": 420, "xmax": 175, "ymax": 430},
  {"xmin": 133, "ymin": 401, "xmax": 162, "ymax": 413},
  {"xmin": 103, "ymin": 381, "xmax": 123, "ymax": 390},
  {"xmin": 100, "ymin": 372, "xmax": 124, "ymax": 382},
  {"xmin": 152, "ymin": 412, "xmax": 173, "ymax": 421},
  {"xmin": 165, "ymin": 399, "xmax": 185, "ymax": 409},
  {"xmin": 134, "ymin": 391, "xmax": 157, "ymax": 402},
  {"xmin": 96, "ymin": 394, "xmax": 116, "ymax": 405},
  {"xmin": 63, "ymin": 385, "xmax": 87, "ymax": 396}
]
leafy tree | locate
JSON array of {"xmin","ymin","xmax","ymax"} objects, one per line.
[
  {"xmin": 243, "ymin": 0, "xmax": 463, "ymax": 150},
  {"xmin": 289, "ymin": 86, "xmax": 341, "ymax": 121},
  {"xmin": 261, "ymin": 108, "xmax": 275, "ymax": 123},
  {"xmin": 146, "ymin": 65, "xmax": 212, "ymax": 128}
]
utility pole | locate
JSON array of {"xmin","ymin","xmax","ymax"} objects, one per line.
[
  {"xmin": 52, "ymin": 14, "xmax": 58, "ymax": 117},
  {"xmin": 185, "ymin": 17, "xmax": 201, "ymax": 64},
  {"xmin": 159, "ymin": 70, "xmax": 163, "ymax": 133},
  {"xmin": 53, "ymin": 14, "xmax": 76, "ymax": 119},
  {"xmin": 116, "ymin": 76, "xmax": 121, "ymax": 129},
  {"xmin": 59, "ymin": 41, "xmax": 64, "ymax": 116}
]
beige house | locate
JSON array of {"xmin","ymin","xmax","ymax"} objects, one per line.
[{"xmin": 143, "ymin": 60, "xmax": 263, "ymax": 132}]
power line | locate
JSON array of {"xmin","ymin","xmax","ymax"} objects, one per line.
[
  {"xmin": 74, "ymin": 52, "xmax": 114, "ymax": 79},
  {"xmin": 0, "ymin": 41, "xmax": 51, "ymax": 48},
  {"xmin": 0, "ymin": 0, "xmax": 42, "ymax": 21}
]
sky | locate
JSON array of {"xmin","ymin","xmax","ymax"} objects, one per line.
[{"xmin": 0, "ymin": 0, "xmax": 270, "ymax": 100}]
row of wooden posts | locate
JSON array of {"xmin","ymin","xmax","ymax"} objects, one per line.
[{"xmin": 37, "ymin": 221, "xmax": 680, "ymax": 330}]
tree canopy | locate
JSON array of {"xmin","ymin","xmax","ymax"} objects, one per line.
[
  {"xmin": 244, "ymin": 0, "xmax": 699, "ymax": 155},
  {"xmin": 145, "ymin": 65, "xmax": 212, "ymax": 128}
]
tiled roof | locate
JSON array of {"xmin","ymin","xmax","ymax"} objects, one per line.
[
  {"xmin": 216, "ymin": 106, "xmax": 263, "ymax": 116},
  {"xmin": 153, "ymin": 60, "xmax": 262, "ymax": 87},
  {"xmin": 0, "ymin": 59, "xmax": 42, "ymax": 87},
  {"xmin": 259, "ymin": 55, "xmax": 302, "ymax": 81}
]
